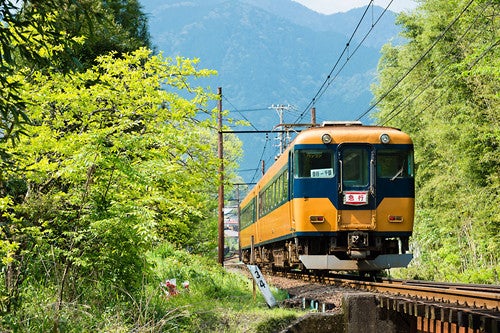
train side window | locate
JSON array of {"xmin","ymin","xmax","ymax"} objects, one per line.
[
  {"xmin": 258, "ymin": 192, "xmax": 266, "ymax": 218},
  {"xmin": 240, "ymin": 198, "xmax": 256, "ymax": 229},
  {"xmin": 377, "ymin": 150, "xmax": 414, "ymax": 179},
  {"xmin": 284, "ymin": 169, "xmax": 289, "ymax": 199},
  {"xmin": 295, "ymin": 150, "xmax": 335, "ymax": 178}
]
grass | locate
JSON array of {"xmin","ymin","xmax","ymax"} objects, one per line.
[
  {"xmin": 0, "ymin": 242, "xmax": 300, "ymax": 332},
  {"xmin": 143, "ymin": 242, "xmax": 300, "ymax": 332}
]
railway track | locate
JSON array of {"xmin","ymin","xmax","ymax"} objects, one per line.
[
  {"xmin": 225, "ymin": 259, "xmax": 500, "ymax": 332},
  {"xmin": 270, "ymin": 270, "xmax": 500, "ymax": 332},
  {"xmin": 271, "ymin": 270, "xmax": 500, "ymax": 310}
]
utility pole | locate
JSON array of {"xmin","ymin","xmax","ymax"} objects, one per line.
[
  {"xmin": 269, "ymin": 104, "xmax": 294, "ymax": 155},
  {"xmin": 217, "ymin": 87, "xmax": 224, "ymax": 266}
]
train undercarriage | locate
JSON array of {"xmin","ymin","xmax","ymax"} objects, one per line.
[{"xmin": 242, "ymin": 233, "xmax": 412, "ymax": 272}]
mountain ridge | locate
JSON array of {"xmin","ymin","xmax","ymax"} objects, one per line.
[{"xmin": 139, "ymin": 0, "xmax": 402, "ymax": 181}]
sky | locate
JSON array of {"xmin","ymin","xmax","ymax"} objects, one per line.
[{"xmin": 292, "ymin": 0, "xmax": 418, "ymax": 14}]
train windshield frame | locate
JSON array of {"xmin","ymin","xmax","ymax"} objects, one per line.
[
  {"xmin": 341, "ymin": 147, "xmax": 370, "ymax": 188},
  {"xmin": 377, "ymin": 149, "xmax": 414, "ymax": 180},
  {"xmin": 294, "ymin": 149, "xmax": 335, "ymax": 178}
]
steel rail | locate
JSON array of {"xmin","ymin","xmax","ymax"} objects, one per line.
[
  {"xmin": 334, "ymin": 278, "xmax": 500, "ymax": 311},
  {"xmin": 272, "ymin": 270, "xmax": 500, "ymax": 311},
  {"xmin": 266, "ymin": 269, "xmax": 500, "ymax": 332}
]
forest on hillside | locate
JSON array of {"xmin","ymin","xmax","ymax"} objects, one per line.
[
  {"xmin": 373, "ymin": 0, "xmax": 499, "ymax": 282},
  {"xmin": 0, "ymin": 0, "xmax": 498, "ymax": 331}
]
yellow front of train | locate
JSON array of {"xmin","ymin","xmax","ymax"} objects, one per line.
[
  {"xmin": 239, "ymin": 122, "xmax": 415, "ymax": 272},
  {"xmin": 291, "ymin": 122, "xmax": 414, "ymax": 271}
]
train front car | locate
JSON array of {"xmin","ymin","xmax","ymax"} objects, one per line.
[
  {"xmin": 291, "ymin": 122, "xmax": 414, "ymax": 272},
  {"xmin": 239, "ymin": 121, "xmax": 415, "ymax": 273}
]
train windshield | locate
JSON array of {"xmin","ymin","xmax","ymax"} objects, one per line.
[
  {"xmin": 377, "ymin": 149, "xmax": 414, "ymax": 180},
  {"xmin": 341, "ymin": 148, "xmax": 370, "ymax": 187},
  {"xmin": 294, "ymin": 150, "xmax": 334, "ymax": 178}
]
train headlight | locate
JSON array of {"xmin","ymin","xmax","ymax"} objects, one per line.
[
  {"xmin": 321, "ymin": 133, "xmax": 332, "ymax": 144},
  {"xmin": 380, "ymin": 133, "xmax": 390, "ymax": 144}
]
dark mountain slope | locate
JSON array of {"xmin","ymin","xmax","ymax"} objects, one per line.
[{"xmin": 140, "ymin": 0, "xmax": 401, "ymax": 181}]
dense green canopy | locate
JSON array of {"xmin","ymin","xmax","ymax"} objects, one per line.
[
  {"xmin": 1, "ymin": 1, "xmax": 242, "ymax": 326},
  {"xmin": 373, "ymin": 0, "xmax": 499, "ymax": 282},
  {"xmin": 0, "ymin": 0, "xmax": 151, "ymax": 144}
]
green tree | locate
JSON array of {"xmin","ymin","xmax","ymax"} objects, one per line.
[
  {"xmin": 0, "ymin": 48, "xmax": 241, "ymax": 324},
  {"xmin": 373, "ymin": 0, "xmax": 499, "ymax": 282},
  {"xmin": 46, "ymin": 0, "xmax": 152, "ymax": 68},
  {"xmin": 1, "ymin": 1, "xmax": 79, "ymax": 143},
  {"xmin": 0, "ymin": 0, "xmax": 151, "ymax": 143}
]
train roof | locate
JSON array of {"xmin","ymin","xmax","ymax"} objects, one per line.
[{"xmin": 292, "ymin": 122, "xmax": 413, "ymax": 145}]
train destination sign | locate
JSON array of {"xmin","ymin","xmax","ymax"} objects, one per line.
[
  {"xmin": 343, "ymin": 191, "xmax": 369, "ymax": 205},
  {"xmin": 310, "ymin": 168, "xmax": 334, "ymax": 178}
]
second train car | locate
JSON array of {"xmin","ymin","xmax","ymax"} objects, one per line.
[{"xmin": 239, "ymin": 121, "xmax": 414, "ymax": 272}]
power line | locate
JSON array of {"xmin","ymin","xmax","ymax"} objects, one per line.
[
  {"xmin": 249, "ymin": 133, "xmax": 270, "ymax": 185},
  {"xmin": 238, "ymin": 168, "xmax": 258, "ymax": 172},
  {"xmin": 355, "ymin": 0, "xmax": 476, "ymax": 122},
  {"xmin": 309, "ymin": 0, "xmax": 397, "ymax": 117},
  {"xmin": 223, "ymin": 0, "xmax": 398, "ymax": 185},
  {"xmin": 377, "ymin": 2, "xmax": 492, "ymax": 126},
  {"xmin": 405, "ymin": 37, "xmax": 499, "ymax": 127},
  {"xmin": 221, "ymin": 129, "xmax": 292, "ymax": 134},
  {"xmin": 222, "ymin": 94, "xmax": 260, "ymax": 131},
  {"xmin": 230, "ymin": 107, "xmax": 272, "ymax": 112},
  {"xmin": 294, "ymin": 1, "xmax": 374, "ymax": 123},
  {"xmin": 295, "ymin": 0, "xmax": 398, "ymax": 123}
]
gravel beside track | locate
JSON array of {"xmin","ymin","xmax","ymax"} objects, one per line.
[{"xmin": 225, "ymin": 259, "xmax": 348, "ymax": 310}]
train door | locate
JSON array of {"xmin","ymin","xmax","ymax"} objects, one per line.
[
  {"xmin": 288, "ymin": 150, "xmax": 295, "ymax": 233},
  {"xmin": 337, "ymin": 144, "xmax": 376, "ymax": 231}
]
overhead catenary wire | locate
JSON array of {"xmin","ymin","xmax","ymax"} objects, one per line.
[
  {"xmin": 249, "ymin": 133, "xmax": 270, "ymax": 185},
  {"xmin": 355, "ymin": 0, "xmax": 476, "ymax": 122},
  {"xmin": 376, "ymin": 1, "xmax": 492, "ymax": 126},
  {"xmin": 294, "ymin": 0, "xmax": 374, "ymax": 123},
  {"xmin": 224, "ymin": 0, "xmax": 397, "ymax": 185},
  {"xmin": 403, "ymin": 37, "xmax": 500, "ymax": 127},
  {"xmin": 238, "ymin": 168, "xmax": 259, "ymax": 172},
  {"xmin": 231, "ymin": 0, "xmax": 492, "ymax": 192},
  {"xmin": 294, "ymin": 0, "xmax": 399, "ymax": 124},
  {"xmin": 222, "ymin": 99, "xmax": 302, "ymax": 186},
  {"xmin": 308, "ymin": 0, "xmax": 397, "ymax": 115},
  {"xmin": 229, "ymin": 107, "xmax": 273, "ymax": 112},
  {"xmin": 222, "ymin": 94, "xmax": 260, "ymax": 131}
]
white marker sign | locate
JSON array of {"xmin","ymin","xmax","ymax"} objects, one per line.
[{"xmin": 247, "ymin": 265, "xmax": 277, "ymax": 308}]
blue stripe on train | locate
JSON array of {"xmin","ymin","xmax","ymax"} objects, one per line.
[
  {"xmin": 291, "ymin": 144, "xmax": 414, "ymax": 210},
  {"xmin": 240, "ymin": 231, "xmax": 413, "ymax": 250}
]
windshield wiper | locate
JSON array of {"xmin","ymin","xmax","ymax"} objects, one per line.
[{"xmin": 390, "ymin": 167, "xmax": 404, "ymax": 181}]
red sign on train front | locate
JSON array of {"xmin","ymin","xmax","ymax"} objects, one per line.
[{"xmin": 343, "ymin": 191, "xmax": 368, "ymax": 205}]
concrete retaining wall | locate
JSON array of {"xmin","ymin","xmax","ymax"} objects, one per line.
[{"xmin": 281, "ymin": 292, "xmax": 412, "ymax": 333}]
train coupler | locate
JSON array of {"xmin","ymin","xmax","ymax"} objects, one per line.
[{"xmin": 347, "ymin": 231, "xmax": 370, "ymax": 259}]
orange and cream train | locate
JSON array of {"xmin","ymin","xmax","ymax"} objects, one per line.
[{"xmin": 239, "ymin": 122, "xmax": 414, "ymax": 272}]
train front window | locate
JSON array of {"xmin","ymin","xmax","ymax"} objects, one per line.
[
  {"xmin": 377, "ymin": 149, "xmax": 414, "ymax": 180},
  {"xmin": 342, "ymin": 148, "xmax": 369, "ymax": 187},
  {"xmin": 295, "ymin": 150, "xmax": 334, "ymax": 178}
]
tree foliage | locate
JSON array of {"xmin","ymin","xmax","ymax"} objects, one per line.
[
  {"xmin": 0, "ymin": 1, "xmax": 243, "ymax": 329},
  {"xmin": 0, "ymin": 48, "xmax": 242, "ymax": 322},
  {"xmin": 0, "ymin": 0, "xmax": 151, "ymax": 144},
  {"xmin": 373, "ymin": 0, "xmax": 499, "ymax": 282}
]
